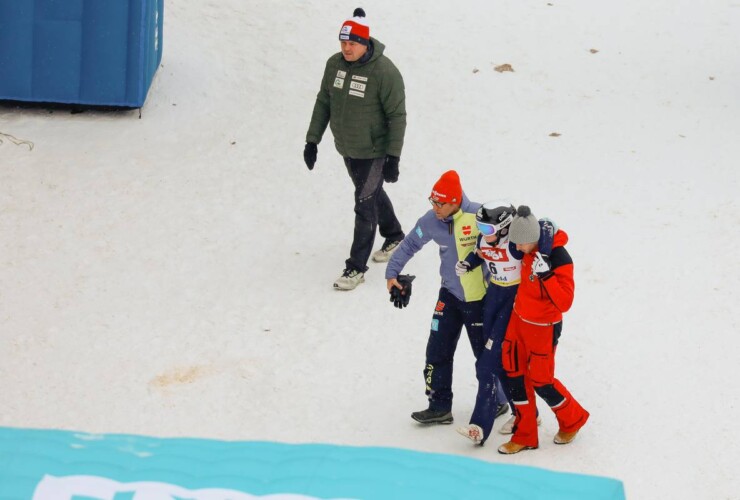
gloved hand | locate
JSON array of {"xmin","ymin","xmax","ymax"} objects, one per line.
[
  {"xmin": 383, "ymin": 155, "xmax": 400, "ymax": 183},
  {"xmin": 532, "ymin": 251, "xmax": 552, "ymax": 278},
  {"xmin": 389, "ymin": 274, "xmax": 415, "ymax": 309},
  {"xmin": 455, "ymin": 260, "xmax": 471, "ymax": 276},
  {"xmin": 304, "ymin": 142, "xmax": 318, "ymax": 170}
]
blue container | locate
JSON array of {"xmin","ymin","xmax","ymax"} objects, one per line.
[{"xmin": 0, "ymin": 0, "xmax": 163, "ymax": 108}]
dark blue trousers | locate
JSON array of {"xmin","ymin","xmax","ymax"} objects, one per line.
[
  {"xmin": 469, "ymin": 284, "xmax": 517, "ymax": 440},
  {"xmin": 424, "ymin": 287, "xmax": 485, "ymax": 412}
]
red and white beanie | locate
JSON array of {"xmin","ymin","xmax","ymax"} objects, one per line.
[
  {"xmin": 430, "ymin": 170, "xmax": 463, "ymax": 205},
  {"xmin": 339, "ymin": 8, "xmax": 370, "ymax": 46}
]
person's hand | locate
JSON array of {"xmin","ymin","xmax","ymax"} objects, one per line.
[
  {"xmin": 387, "ymin": 278, "xmax": 401, "ymax": 293},
  {"xmin": 304, "ymin": 142, "xmax": 318, "ymax": 170},
  {"xmin": 532, "ymin": 251, "xmax": 551, "ymax": 277},
  {"xmin": 389, "ymin": 274, "xmax": 415, "ymax": 309},
  {"xmin": 455, "ymin": 260, "xmax": 471, "ymax": 276},
  {"xmin": 383, "ymin": 155, "xmax": 400, "ymax": 183}
]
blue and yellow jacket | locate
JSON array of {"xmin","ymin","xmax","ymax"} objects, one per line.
[{"xmin": 385, "ymin": 194, "xmax": 486, "ymax": 303}]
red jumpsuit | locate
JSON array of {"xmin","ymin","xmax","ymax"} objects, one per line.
[{"xmin": 501, "ymin": 230, "xmax": 589, "ymax": 448}]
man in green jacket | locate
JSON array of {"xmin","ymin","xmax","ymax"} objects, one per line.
[{"xmin": 304, "ymin": 8, "xmax": 407, "ymax": 291}]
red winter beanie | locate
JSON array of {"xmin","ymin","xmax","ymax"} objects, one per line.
[
  {"xmin": 430, "ymin": 170, "xmax": 463, "ymax": 205},
  {"xmin": 339, "ymin": 8, "xmax": 370, "ymax": 46}
]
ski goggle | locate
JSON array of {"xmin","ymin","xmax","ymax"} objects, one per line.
[
  {"xmin": 476, "ymin": 221, "xmax": 498, "ymax": 236},
  {"xmin": 476, "ymin": 221, "xmax": 509, "ymax": 237}
]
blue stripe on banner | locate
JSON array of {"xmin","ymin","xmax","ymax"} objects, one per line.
[{"xmin": 0, "ymin": 426, "xmax": 624, "ymax": 500}]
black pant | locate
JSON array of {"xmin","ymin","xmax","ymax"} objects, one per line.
[
  {"xmin": 344, "ymin": 157, "xmax": 404, "ymax": 272},
  {"xmin": 424, "ymin": 287, "xmax": 485, "ymax": 412}
]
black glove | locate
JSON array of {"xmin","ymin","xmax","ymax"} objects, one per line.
[
  {"xmin": 389, "ymin": 274, "xmax": 415, "ymax": 309},
  {"xmin": 383, "ymin": 155, "xmax": 400, "ymax": 183},
  {"xmin": 304, "ymin": 142, "xmax": 318, "ymax": 170}
]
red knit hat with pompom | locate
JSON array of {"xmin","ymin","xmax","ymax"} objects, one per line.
[{"xmin": 339, "ymin": 8, "xmax": 370, "ymax": 46}]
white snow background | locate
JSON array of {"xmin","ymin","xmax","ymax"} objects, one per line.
[{"xmin": 1, "ymin": 1, "xmax": 739, "ymax": 499}]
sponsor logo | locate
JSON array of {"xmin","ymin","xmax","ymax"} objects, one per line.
[
  {"xmin": 504, "ymin": 266, "xmax": 517, "ymax": 271},
  {"xmin": 485, "ymin": 338, "xmax": 493, "ymax": 350},
  {"xmin": 33, "ymin": 474, "xmax": 287, "ymax": 500},
  {"xmin": 431, "ymin": 319, "xmax": 439, "ymax": 331},
  {"xmin": 351, "ymin": 75, "xmax": 368, "ymax": 82},
  {"xmin": 462, "ymin": 225, "xmax": 471, "ymax": 235},
  {"xmin": 415, "ymin": 226, "xmax": 423, "ymax": 238},
  {"xmin": 333, "ymin": 77, "xmax": 344, "ymax": 89},
  {"xmin": 435, "ymin": 301, "xmax": 445, "ymax": 312},
  {"xmin": 481, "ymin": 248, "xmax": 507, "ymax": 261},
  {"xmin": 350, "ymin": 81, "xmax": 366, "ymax": 91},
  {"xmin": 433, "ymin": 311, "xmax": 444, "ymax": 317},
  {"xmin": 154, "ymin": 10, "xmax": 159, "ymax": 51},
  {"xmin": 348, "ymin": 89, "xmax": 365, "ymax": 98},
  {"xmin": 337, "ymin": 70, "xmax": 347, "ymax": 78},
  {"xmin": 493, "ymin": 278, "xmax": 521, "ymax": 286},
  {"xmin": 340, "ymin": 25, "xmax": 352, "ymax": 35}
]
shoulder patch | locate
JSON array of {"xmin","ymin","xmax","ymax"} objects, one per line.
[
  {"xmin": 550, "ymin": 246, "xmax": 573, "ymax": 270},
  {"xmin": 415, "ymin": 226, "xmax": 424, "ymax": 238}
]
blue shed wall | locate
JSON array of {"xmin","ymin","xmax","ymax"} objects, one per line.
[{"xmin": 0, "ymin": 0, "xmax": 163, "ymax": 108}]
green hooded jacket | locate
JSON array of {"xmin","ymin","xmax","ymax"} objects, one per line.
[{"xmin": 306, "ymin": 38, "xmax": 407, "ymax": 159}]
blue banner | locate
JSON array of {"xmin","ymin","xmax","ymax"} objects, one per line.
[{"xmin": 0, "ymin": 427, "xmax": 624, "ymax": 500}]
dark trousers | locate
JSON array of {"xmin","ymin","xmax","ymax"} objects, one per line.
[
  {"xmin": 344, "ymin": 157, "xmax": 404, "ymax": 273},
  {"xmin": 469, "ymin": 284, "xmax": 517, "ymax": 440},
  {"xmin": 424, "ymin": 287, "xmax": 485, "ymax": 412}
]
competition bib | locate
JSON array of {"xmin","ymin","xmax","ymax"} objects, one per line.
[{"xmin": 478, "ymin": 237, "xmax": 521, "ymax": 286}]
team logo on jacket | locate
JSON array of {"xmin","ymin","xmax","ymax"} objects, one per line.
[
  {"xmin": 462, "ymin": 225, "xmax": 471, "ymax": 235},
  {"xmin": 349, "ymin": 80, "xmax": 366, "ymax": 98},
  {"xmin": 435, "ymin": 301, "xmax": 445, "ymax": 312},
  {"xmin": 334, "ymin": 70, "xmax": 346, "ymax": 89}
]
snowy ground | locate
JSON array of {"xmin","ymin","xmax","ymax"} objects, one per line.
[{"xmin": 1, "ymin": 1, "xmax": 739, "ymax": 499}]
